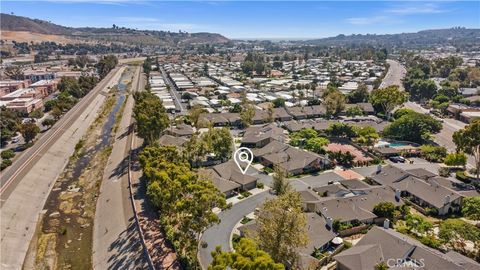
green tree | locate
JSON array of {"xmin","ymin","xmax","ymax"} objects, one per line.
[
  {"xmin": 256, "ymin": 191, "xmax": 308, "ymax": 268},
  {"xmin": 133, "ymin": 91, "xmax": 169, "ymax": 145},
  {"xmin": 272, "ymin": 98, "xmax": 285, "ymax": 108},
  {"xmin": 370, "ymin": 86, "xmax": 408, "ymax": 119},
  {"xmin": 419, "ymin": 145, "xmax": 447, "ymax": 162},
  {"xmin": 184, "ymin": 134, "xmax": 210, "ymax": 167},
  {"xmin": 461, "ymin": 197, "xmax": 480, "ymax": 221},
  {"xmin": 393, "ymin": 108, "xmax": 416, "ymax": 119},
  {"xmin": 51, "ymin": 107, "xmax": 63, "ymax": 120},
  {"xmin": 1, "ymin": 107, "xmax": 21, "ymax": 144},
  {"xmin": 324, "ymin": 90, "xmax": 346, "ymax": 117},
  {"xmin": 208, "ymin": 127, "xmax": 233, "ymax": 161},
  {"xmin": 1, "ymin": 149, "xmax": 15, "ymax": 159},
  {"xmin": 305, "ymin": 137, "xmax": 329, "ymax": 154},
  {"xmin": 373, "ymin": 202, "xmax": 396, "ymax": 220},
  {"xmin": 326, "ymin": 123, "xmax": 356, "ymax": 138},
  {"xmin": 408, "ymin": 79, "xmax": 437, "ymax": 101},
  {"xmin": 44, "ymin": 100, "xmax": 57, "ymax": 112},
  {"xmin": 209, "ymin": 238, "xmax": 284, "ymax": 270},
  {"xmin": 19, "ymin": 121, "xmax": 40, "ymax": 143},
  {"xmin": 345, "ymin": 105, "xmax": 363, "ymax": 117},
  {"xmin": 240, "ymin": 104, "xmax": 255, "ymax": 128},
  {"xmin": 290, "ymin": 128, "xmax": 318, "ymax": 147},
  {"xmin": 272, "ymin": 165, "xmax": 290, "ymax": 195},
  {"xmin": 453, "ymin": 119, "xmax": 480, "ymax": 179},
  {"xmin": 384, "ymin": 112, "xmax": 442, "ymax": 143},
  {"xmin": 444, "ymin": 152, "xmax": 467, "ymax": 168},
  {"xmin": 404, "ymin": 214, "xmax": 433, "ymax": 234},
  {"xmin": 41, "ymin": 118, "xmax": 56, "ymax": 129},
  {"xmin": 139, "ymin": 144, "xmax": 226, "ymax": 267},
  {"xmin": 438, "ymin": 219, "xmax": 480, "ymax": 248},
  {"xmin": 188, "ymin": 105, "xmax": 207, "ymax": 128},
  {"xmin": 96, "ymin": 55, "xmax": 118, "ymax": 78},
  {"xmin": 354, "ymin": 126, "xmax": 379, "ymax": 148},
  {"xmin": 347, "ymin": 83, "xmax": 369, "ymax": 103}
]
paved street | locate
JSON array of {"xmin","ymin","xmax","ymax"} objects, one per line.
[
  {"xmin": 403, "ymin": 101, "xmax": 474, "ymax": 168},
  {"xmin": 92, "ymin": 66, "xmax": 149, "ymax": 269},
  {"xmin": 382, "ymin": 61, "xmax": 474, "ymax": 169},
  {"xmin": 198, "ymin": 191, "xmax": 273, "ymax": 269},
  {"xmin": 380, "ymin": 59, "xmax": 406, "ymax": 90},
  {"xmin": 160, "ymin": 67, "xmax": 186, "ymax": 114},
  {"xmin": 0, "ymin": 66, "xmax": 125, "ymax": 270}
]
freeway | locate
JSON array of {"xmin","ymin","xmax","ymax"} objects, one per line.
[
  {"xmin": 0, "ymin": 66, "xmax": 124, "ymax": 270},
  {"xmin": 92, "ymin": 66, "xmax": 149, "ymax": 269}
]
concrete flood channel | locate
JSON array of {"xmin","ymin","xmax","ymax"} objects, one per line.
[{"xmin": 25, "ymin": 67, "xmax": 134, "ymax": 270}]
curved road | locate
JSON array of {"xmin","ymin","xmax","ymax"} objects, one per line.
[{"xmin": 198, "ymin": 191, "xmax": 273, "ymax": 269}]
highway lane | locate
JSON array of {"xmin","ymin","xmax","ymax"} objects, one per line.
[{"xmin": 0, "ymin": 66, "xmax": 121, "ymax": 201}]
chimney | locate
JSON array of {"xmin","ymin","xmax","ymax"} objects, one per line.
[
  {"xmin": 444, "ymin": 195, "xmax": 451, "ymax": 205},
  {"xmin": 376, "ymin": 164, "xmax": 382, "ymax": 174},
  {"xmin": 395, "ymin": 189, "xmax": 401, "ymax": 201},
  {"xmin": 326, "ymin": 217, "xmax": 333, "ymax": 229},
  {"xmin": 384, "ymin": 219, "xmax": 390, "ymax": 229}
]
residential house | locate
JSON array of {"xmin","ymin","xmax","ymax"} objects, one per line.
[
  {"xmin": 254, "ymin": 140, "xmax": 330, "ymax": 175},
  {"xmin": 369, "ymin": 165, "xmax": 465, "ymax": 216},
  {"xmin": 212, "ymin": 160, "xmax": 258, "ymax": 191},
  {"xmin": 334, "ymin": 226, "xmax": 478, "ymax": 270},
  {"xmin": 241, "ymin": 123, "xmax": 286, "ymax": 148}
]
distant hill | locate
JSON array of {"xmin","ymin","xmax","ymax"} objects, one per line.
[
  {"xmin": 0, "ymin": 13, "xmax": 229, "ymax": 45},
  {"xmin": 303, "ymin": 28, "xmax": 480, "ymax": 48}
]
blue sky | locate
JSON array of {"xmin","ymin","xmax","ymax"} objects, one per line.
[{"xmin": 2, "ymin": 1, "xmax": 479, "ymax": 39}]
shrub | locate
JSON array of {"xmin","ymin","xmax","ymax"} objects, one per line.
[
  {"xmin": 263, "ymin": 167, "xmax": 274, "ymax": 174},
  {"xmin": 455, "ymin": 171, "xmax": 469, "ymax": 182},
  {"xmin": 1, "ymin": 159, "xmax": 12, "ymax": 170},
  {"xmin": 240, "ymin": 191, "xmax": 252, "ymax": 198},
  {"xmin": 256, "ymin": 182, "xmax": 264, "ymax": 189},
  {"xmin": 420, "ymin": 145, "xmax": 447, "ymax": 162},
  {"xmin": 1, "ymin": 149, "xmax": 15, "ymax": 159},
  {"xmin": 240, "ymin": 216, "xmax": 252, "ymax": 224}
]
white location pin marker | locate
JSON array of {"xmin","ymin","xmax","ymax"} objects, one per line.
[{"xmin": 234, "ymin": 147, "xmax": 253, "ymax": 174}]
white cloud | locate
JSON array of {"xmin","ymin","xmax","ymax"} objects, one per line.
[
  {"xmin": 386, "ymin": 3, "xmax": 448, "ymax": 15},
  {"xmin": 346, "ymin": 16, "xmax": 402, "ymax": 26}
]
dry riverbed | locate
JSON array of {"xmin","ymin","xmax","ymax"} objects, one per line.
[{"xmin": 23, "ymin": 68, "xmax": 134, "ymax": 270}]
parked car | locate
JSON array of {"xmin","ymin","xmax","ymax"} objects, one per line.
[{"xmin": 389, "ymin": 156, "xmax": 406, "ymax": 163}]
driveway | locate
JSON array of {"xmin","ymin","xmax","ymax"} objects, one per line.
[{"xmin": 198, "ymin": 191, "xmax": 273, "ymax": 269}]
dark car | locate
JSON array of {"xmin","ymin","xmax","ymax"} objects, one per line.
[{"xmin": 389, "ymin": 156, "xmax": 406, "ymax": 163}]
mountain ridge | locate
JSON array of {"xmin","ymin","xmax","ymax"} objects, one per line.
[{"xmin": 0, "ymin": 13, "xmax": 230, "ymax": 45}]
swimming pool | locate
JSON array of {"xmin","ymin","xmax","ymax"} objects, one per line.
[{"xmin": 375, "ymin": 140, "xmax": 412, "ymax": 148}]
